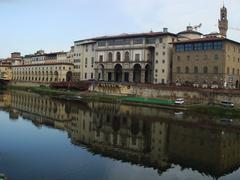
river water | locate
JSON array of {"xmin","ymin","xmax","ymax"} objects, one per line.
[{"xmin": 0, "ymin": 91, "xmax": 240, "ymax": 180}]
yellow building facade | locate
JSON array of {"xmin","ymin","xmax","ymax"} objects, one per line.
[{"xmin": 12, "ymin": 63, "xmax": 74, "ymax": 83}]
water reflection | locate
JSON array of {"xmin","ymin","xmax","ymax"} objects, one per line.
[{"xmin": 1, "ymin": 90, "xmax": 240, "ymax": 179}]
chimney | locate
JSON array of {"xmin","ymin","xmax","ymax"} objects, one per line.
[{"xmin": 163, "ymin": 28, "xmax": 168, "ymax": 33}]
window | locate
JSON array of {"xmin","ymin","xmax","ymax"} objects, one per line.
[
  {"xmin": 85, "ymin": 58, "xmax": 88, "ymax": 68},
  {"xmin": 214, "ymin": 54, "xmax": 219, "ymax": 60},
  {"xmin": 213, "ymin": 66, "xmax": 218, "ymax": 74},
  {"xmin": 227, "ymin": 67, "xmax": 230, "ymax": 74},
  {"xmin": 85, "ymin": 45, "xmax": 88, "ymax": 52},
  {"xmin": 162, "ymin": 69, "xmax": 165, "ymax": 73},
  {"xmin": 185, "ymin": 66, "xmax": 189, "ymax": 74},
  {"xmin": 162, "ymin": 52, "xmax": 166, "ymax": 55},
  {"xmin": 162, "ymin": 60, "xmax": 165, "ymax": 64},
  {"xmin": 98, "ymin": 41, "xmax": 106, "ymax": 47},
  {"xmin": 176, "ymin": 44, "xmax": 184, "ymax": 52},
  {"xmin": 85, "ymin": 73, "xmax": 87, "ymax": 79},
  {"xmin": 108, "ymin": 52, "xmax": 113, "ymax": 62},
  {"xmin": 194, "ymin": 66, "xmax": 198, "ymax": 73},
  {"xmin": 133, "ymin": 38, "xmax": 143, "ymax": 44},
  {"xmin": 177, "ymin": 56, "xmax": 181, "ymax": 61},
  {"xmin": 91, "ymin": 57, "xmax": 94, "ymax": 67},
  {"xmin": 135, "ymin": 54, "xmax": 140, "ymax": 61},
  {"xmin": 203, "ymin": 66, "xmax": 208, "ymax": 73},
  {"xmin": 155, "ymin": 69, "xmax": 158, "ymax": 73},
  {"xmin": 185, "ymin": 44, "xmax": 193, "ymax": 51},
  {"xmin": 124, "ymin": 51, "xmax": 130, "ymax": 62},
  {"xmin": 187, "ymin": 56, "xmax": 190, "ymax": 61},
  {"xmin": 204, "ymin": 42, "xmax": 213, "ymax": 50},
  {"xmin": 159, "ymin": 38, "xmax": 163, "ymax": 43},
  {"xmin": 194, "ymin": 43, "xmax": 203, "ymax": 51},
  {"xmin": 116, "ymin": 52, "xmax": 121, "ymax": 61},
  {"xmin": 91, "ymin": 73, "xmax": 93, "ymax": 79},
  {"xmin": 146, "ymin": 37, "xmax": 156, "ymax": 44},
  {"xmin": 233, "ymin": 68, "xmax": 235, "ymax": 75},
  {"xmin": 99, "ymin": 55, "xmax": 103, "ymax": 62},
  {"xmin": 213, "ymin": 41, "xmax": 223, "ymax": 50}
]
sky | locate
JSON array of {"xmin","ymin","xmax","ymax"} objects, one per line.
[{"xmin": 0, "ymin": 0, "xmax": 239, "ymax": 58}]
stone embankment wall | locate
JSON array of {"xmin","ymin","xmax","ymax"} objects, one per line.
[
  {"xmin": 9, "ymin": 81, "xmax": 49, "ymax": 87},
  {"xmin": 90, "ymin": 83, "xmax": 240, "ymax": 106}
]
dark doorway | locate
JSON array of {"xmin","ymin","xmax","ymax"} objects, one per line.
[
  {"xmin": 66, "ymin": 71, "xmax": 73, "ymax": 82},
  {"xmin": 145, "ymin": 64, "xmax": 151, "ymax": 83},
  {"xmin": 108, "ymin": 72, "xmax": 112, "ymax": 82},
  {"xmin": 133, "ymin": 64, "xmax": 141, "ymax": 83},
  {"xmin": 114, "ymin": 64, "xmax": 122, "ymax": 82}
]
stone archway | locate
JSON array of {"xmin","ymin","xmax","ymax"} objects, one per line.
[
  {"xmin": 66, "ymin": 71, "xmax": 73, "ymax": 82},
  {"xmin": 54, "ymin": 71, "xmax": 59, "ymax": 82},
  {"xmin": 145, "ymin": 64, "xmax": 152, "ymax": 83},
  {"xmin": 114, "ymin": 64, "xmax": 122, "ymax": 82},
  {"xmin": 133, "ymin": 64, "xmax": 141, "ymax": 83}
]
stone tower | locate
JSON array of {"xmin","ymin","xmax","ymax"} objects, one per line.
[{"xmin": 218, "ymin": 5, "xmax": 228, "ymax": 37}]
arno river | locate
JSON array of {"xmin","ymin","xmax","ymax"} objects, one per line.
[{"xmin": 0, "ymin": 91, "xmax": 240, "ymax": 180}]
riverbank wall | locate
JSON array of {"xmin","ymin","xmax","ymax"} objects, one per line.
[
  {"xmin": 9, "ymin": 81, "xmax": 49, "ymax": 87},
  {"xmin": 90, "ymin": 83, "xmax": 240, "ymax": 106}
]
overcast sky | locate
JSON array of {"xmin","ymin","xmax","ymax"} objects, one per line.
[{"xmin": 0, "ymin": 0, "xmax": 239, "ymax": 57}]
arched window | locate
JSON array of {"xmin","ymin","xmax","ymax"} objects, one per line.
[
  {"xmin": 116, "ymin": 52, "xmax": 121, "ymax": 62},
  {"xmin": 203, "ymin": 66, "xmax": 208, "ymax": 73},
  {"xmin": 108, "ymin": 52, "xmax": 113, "ymax": 62},
  {"xmin": 194, "ymin": 66, "xmax": 198, "ymax": 73},
  {"xmin": 213, "ymin": 66, "xmax": 218, "ymax": 74},
  {"xmin": 185, "ymin": 66, "xmax": 189, "ymax": 74},
  {"xmin": 124, "ymin": 51, "xmax": 130, "ymax": 62},
  {"xmin": 233, "ymin": 68, "xmax": 235, "ymax": 75},
  {"xmin": 227, "ymin": 67, "xmax": 230, "ymax": 74}
]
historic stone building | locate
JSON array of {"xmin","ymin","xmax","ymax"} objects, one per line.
[
  {"xmin": 94, "ymin": 30, "xmax": 177, "ymax": 84},
  {"xmin": 12, "ymin": 63, "xmax": 74, "ymax": 83},
  {"xmin": 72, "ymin": 40, "xmax": 96, "ymax": 81},
  {"xmin": 23, "ymin": 51, "xmax": 68, "ymax": 64},
  {"xmin": 172, "ymin": 37, "xmax": 240, "ymax": 88},
  {"xmin": 172, "ymin": 5, "xmax": 240, "ymax": 88}
]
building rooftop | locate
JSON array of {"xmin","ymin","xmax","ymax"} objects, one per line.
[
  {"xmin": 74, "ymin": 30, "xmax": 177, "ymax": 44},
  {"xmin": 173, "ymin": 37, "xmax": 240, "ymax": 45}
]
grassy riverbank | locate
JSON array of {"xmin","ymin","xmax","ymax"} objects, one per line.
[{"xmin": 8, "ymin": 85, "xmax": 78, "ymax": 96}]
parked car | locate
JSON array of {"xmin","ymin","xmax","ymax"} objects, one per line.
[
  {"xmin": 175, "ymin": 98, "xmax": 184, "ymax": 105},
  {"xmin": 220, "ymin": 101, "xmax": 234, "ymax": 108}
]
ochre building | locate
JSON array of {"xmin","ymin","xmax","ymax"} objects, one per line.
[{"xmin": 12, "ymin": 63, "xmax": 74, "ymax": 83}]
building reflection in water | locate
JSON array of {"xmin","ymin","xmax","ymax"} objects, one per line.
[{"xmin": 1, "ymin": 91, "xmax": 240, "ymax": 178}]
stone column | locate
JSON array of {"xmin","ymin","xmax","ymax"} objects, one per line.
[
  {"xmin": 141, "ymin": 70, "xmax": 145, "ymax": 83},
  {"xmin": 129, "ymin": 71, "xmax": 133, "ymax": 83}
]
